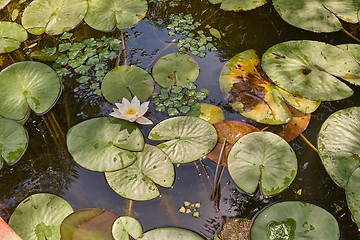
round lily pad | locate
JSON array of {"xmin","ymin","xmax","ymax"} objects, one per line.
[
  {"xmin": 317, "ymin": 107, "xmax": 360, "ymax": 188},
  {"xmin": 112, "ymin": 216, "xmax": 143, "ymax": 240},
  {"xmin": 138, "ymin": 227, "xmax": 204, "ymax": 240},
  {"xmin": 273, "ymin": 0, "xmax": 359, "ymax": 33},
  {"xmin": 0, "ymin": 61, "xmax": 61, "ymax": 121},
  {"xmin": 21, "ymin": 0, "xmax": 88, "ymax": 35},
  {"xmin": 148, "ymin": 116, "xmax": 218, "ymax": 163},
  {"xmin": 105, "ymin": 144, "xmax": 175, "ymax": 201},
  {"xmin": 346, "ymin": 168, "xmax": 360, "ymax": 228},
  {"xmin": 0, "ymin": 118, "xmax": 28, "ymax": 168},
  {"xmin": 227, "ymin": 131, "xmax": 297, "ymax": 196},
  {"xmin": 84, "ymin": 0, "xmax": 148, "ymax": 31},
  {"xmin": 0, "ymin": 21, "xmax": 27, "ymax": 53},
  {"xmin": 101, "ymin": 65, "xmax": 154, "ymax": 103},
  {"xmin": 251, "ymin": 201, "xmax": 340, "ymax": 240},
  {"xmin": 8, "ymin": 193, "xmax": 73, "ymax": 240},
  {"xmin": 67, "ymin": 117, "xmax": 144, "ymax": 172},
  {"xmin": 262, "ymin": 40, "xmax": 360, "ymax": 101},
  {"xmin": 152, "ymin": 53, "xmax": 200, "ymax": 88},
  {"xmin": 208, "ymin": 0, "xmax": 268, "ymax": 11}
]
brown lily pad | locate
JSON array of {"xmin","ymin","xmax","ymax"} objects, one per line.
[{"xmin": 218, "ymin": 217, "xmax": 252, "ymax": 240}]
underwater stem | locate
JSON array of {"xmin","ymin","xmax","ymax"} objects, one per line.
[
  {"xmin": 212, "ymin": 139, "xmax": 226, "ymax": 200},
  {"xmin": 127, "ymin": 200, "xmax": 132, "ymax": 216},
  {"xmin": 300, "ymin": 134, "xmax": 318, "ymax": 153},
  {"xmin": 341, "ymin": 27, "xmax": 360, "ymax": 43},
  {"xmin": 120, "ymin": 30, "xmax": 127, "ymax": 65}
]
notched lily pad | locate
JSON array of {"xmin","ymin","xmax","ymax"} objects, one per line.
[
  {"xmin": 67, "ymin": 117, "xmax": 144, "ymax": 172},
  {"xmin": 101, "ymin": 65, "xmax": 154, "ymax": 103},
  {"xmin": 84, "ymin": 0, "xmax": 148, "ymax": 31},
  {"xmin": 209, "ymin": 0, "xmax": 268, "ymax": 11},
  {"xmin": 105, "ymin": 144, "xmax": 175, "ymax": 201},
  {"xmin": 21, "ymin": 0, "xmax": 88, "ymax": 35},
  {"xmin": 112, "ymin": 216, "xmax": 143, "ymax": 240},
  {"xmin": 262, "ymin": 40, "xmax": 360, "ymax": 101},
  {"xmin": 8, "ymin": 193, "xmax": 73, "ymax": 240},
  {"xmin": 227, "ymin": 131, "xmax": 297, "ymax": 196},
  {"xmin": 318, "ymin": 107, "xmax": 360, "ymax": 188},
  {"xmin": 148, "ymin": 116, "xmax": 217, "ymax": 163},
  {"xmin": 152, "ymin": 53, "xmax": 200, "ymax": 88},
  {"xmin": 0, "ymin": 61, "xmax": 62, "ymax": 121},
  {"xmin": 0, "ymin": 21, "xmax": 28, "ymax": 53},
  {"xmin": 0, "ymin": 118, "xmax": 28, "ymax": 169},
  {"xmin": 251, "ymin": 201, "xmax": 340, "ymax": 240}
]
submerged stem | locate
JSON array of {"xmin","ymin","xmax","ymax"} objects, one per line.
[
  {"xmin": 212, "ymin": 139, "xmax": 226, "ymax": 200},
  {"xmin": 300, "ymin": 134, "xmax": 318, "ymax": 153},
  {"xmin": 127, "ymin": 200, "xmax": 132, "ymax": 216},
  {"xmin": 341, "ymin": 27, "xmax": 360, "ymax": 43},
  {"xmin": 120, "ymin": 30, "xmax": 127, "ymax": 65}
]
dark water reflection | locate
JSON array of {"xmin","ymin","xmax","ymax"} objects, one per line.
[{"xmin": 0, "ymin": 0, "xmax": 359, "ymax": 239}]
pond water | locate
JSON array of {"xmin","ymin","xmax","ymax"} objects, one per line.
[{"xmin": 0, "ymin": 0, "xmax": 359, "ymax": 239}]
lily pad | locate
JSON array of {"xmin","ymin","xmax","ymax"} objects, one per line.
[
  {"xmin": 346, "ymin": 168, "xmax": 360, "ymax": 228},
  {"xmin": 227, "ymin": 131, "xmax": 297, "ymax": 196},
  {"xmin": 273, "ymin": 0, "xmax": 360, "ymax": 33},
  {"xmin": 105, "ymin": 144, "xmax": 175, "ymax": 201},
  {"xmin": 262, "ymin": 40, "xmax": 360, "ymax": 101},
  {"xmin": 251, "ymin": 201, "xmax": 340, "ymax": 240},
  {"xmin": 317, "ymin": 107, "xmax": 360, "ymax": 188},
  {"xmin": 0, "ymin": 0, "xmax": 10, "ymax": 10},
  {"xmin": 138, "ymin": 227, "xmax": 204, "ymax": 240},
  {"xmin": 67, "ymin": 117, "xmax": 144, "ymax": 172},
  {"xmin": 8, "ymin": 193, "xmax": 73, "ymax": 240},
  {"xmin": 112, "ymin": 216, "xmax": 143, "ymax": 240},
  {"xmin": 101, "ymin": 65, "xmax": 154, "ymax": 103},
  {"xmin": 152, "ymin": 53, "xmax": 200, "ymax": 88},
  {"xmin": 21, "ymin": 0, "xmax": 88, "ymax": 35},
  {"xmin": 60, "ymin": 208, "xmax": 117, "ymax": 240},
  {"xmin": 337, "ymin": 44, "xmax": 360, "ymax": 63},
  {"xmin": 218, "ymin": 218, "xmax": 252, "ymax": 240},
  {"xmin": 198, "ymin": 103, "xmax": 225, "ymax": 124},
  {"xmin": 0, "ymin": 118, "xmax": 28, "ymax": 169},
  {"xmin": 0, "ymin": 61, "xmax": 61, "ymax": 121},
  {"xmin": 148, "ymin": 116, "xmax": 217, "ymax": 163},
  {"xmin": 208, "ymin": 0, "xmax": 268, "ymax": 11},
  {"xmin": 0, "ymin": 22, "xmax": 28, "ymax": 53},
  {"xmin": 84, "ymin": 0, "xmax": 148, "ymax": 31}
]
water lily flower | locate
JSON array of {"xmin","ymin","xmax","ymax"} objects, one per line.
[{"xmin": 110, "ymin": 96, "xmax": 153, "ymax": 125}]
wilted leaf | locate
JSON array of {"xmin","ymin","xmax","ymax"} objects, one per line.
[{"xmin": 218, "ymin": 218, "xmax": 252, "ymax": 240}]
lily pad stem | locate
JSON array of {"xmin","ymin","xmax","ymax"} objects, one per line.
[
  {"xmin": 300, "ymin": 134, "xmax": 318, "ymax": 153},
  {"xmin": 212, "ymin": 139, "xmax": 226, "ymax": 201},
  {"xmin": 127, "ymin": 199, "xmax": 132, "ymax": 216},
  {"xmin": 120, "ymin": 30, "xmax": 127, "ymax": 65},
  {"xmin": 341, "ymin": 27, "xmax": 360, "ymax": 43}
]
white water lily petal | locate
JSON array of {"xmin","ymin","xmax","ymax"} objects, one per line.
[
  {"xmin": 135, "ymin": 116, "xmax": 153, "ymax": 125},
  {"xmin": 138, "ymin": 101, "xmax": 149, "ymax": 116},
  {"xmin": 131, "ymin": 96, "xmax": 141, "ymax": 110},
  {"xmin": 109, "ymin": 110, "xmax": 123, "ymax": 119},
  {"xmin": 122, "ymin": 97, "xmax": 131, "ymax": 108}
]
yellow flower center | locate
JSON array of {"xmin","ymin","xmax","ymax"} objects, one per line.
[{"xmin": 125, "ymin": 107, "xmax": 137, "ymax": 115}]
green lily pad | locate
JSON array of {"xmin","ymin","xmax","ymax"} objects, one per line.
[
  {"xmin": 208, "ymin": 0, "xmax": 268, "ymax": 11},
  {"xmin": 337, "ymin": 44, "xmax": 360, "ymax": 63},
  {"xmin": 0, "ymin": 21, "xmax": 27, "ymax": 53},
  {"xmin": 112, "ymin": 216, "xmax": 143, "ymax": 240},
  {"xmin": 21, "ymin": 0, "xmax": 88, "ymax": 35},
  {"xmin": 138, "ymin": 227, "xmax": 204, "ymax": 240},
  {"xmin": 317, "ymin": 107, "xmax": 360, "ymax": 188},
  {"xmin": 0, "ymin": 118, "xmax": 28, "ymax": 168},
  {"xmin": 227, "ymin": 131, "xmax": 297, "ymax": 196},
  {"xmin": 198, "ymin": 103, "xmax": 225, "ymax": 124},
  {"xmin": 148, "ymin": 116, "xmax": 217, "ymax": 163},
  {"xmin": 0, "ymin": 0, "xmax": 11, "ymax": 10},
  {"xmin": 8, "ymin": 193, "xmax": 73, "ymax": 240},
  {"xmin": 105, "ymin": 144, "xmax": 175, "ymax": 201},
  {"xmin": 346, "ymin": 168, "xmax": 360, "ymax": 228},
  {"xmin": 262, "ymin": 40, "xmax": 360, "ymax": 101},
  {"xmin": 60, "ymin": 208, "xmax": 117, "ymax": 240},
  {"xmin": 251, "ymin": 201, "xmax": 340, "ymax": 240},
  {"xmin": 152, "ymin": 53, "xmax": 200, "ymax": 88},
  {"xmin": 67, "ymin": 117, "xmax": 144, "ymax": 172},
  {"xmin": 101, "ymin": 65, "xmax": 154, "ymax": 103},
  {"xmin": 273, "ymin": 0, "xmax": 360, "ymax": 33},
  {"xmin": 0, "ymin": 61, "xmax": 61, "ymax": 121},
  {"xmin": 84, "ymin": 0, "xmax": 148, "ymax": 31}
]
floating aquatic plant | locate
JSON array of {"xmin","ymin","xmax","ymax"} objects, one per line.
[
  {"xmin": 0, "ymin": 21, "xmax": 27, "ymax": 53},
  {"xmin": 208, "ymin": 0, "xmax": 269, "ymax": 11}
]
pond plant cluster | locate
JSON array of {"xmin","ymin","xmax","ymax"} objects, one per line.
[{"xmin": 0, "ymin": 0, "xmax": 359, "ymax": 239}]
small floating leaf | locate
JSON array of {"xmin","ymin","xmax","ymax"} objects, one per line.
[
  {"xmin": 209, "ymin": 28, "xmax": 221, "ymax": 39},
  {"xmin": 138, "ymin": 227, "xmax": 204, "ymax": 240},
  {"xmin": 105, "ymin": 144, "xmax": 175, "ymax": 201},
  {"xmin": 112, "ymin": 216, "xmax": 143, "ymax": 240},
  {"xmin": 0, "ymin": 118, "xmax": 28, "ymax": 168},
  {"xmin": 101, "ymin": 65, "xmax": 154, "ymax": 103},
  {"xmin": 148, "ymin": 116, "xmax": 217, "ymax": 163},
  {"xmin": 84, "ymin": 0, "xmax": 148, "ymax": 31},
  {"xmin": 208, "ymin": 0, "xmax": 268, "ymax": 11},
  {"xmin": 251, "ymin": 201, "xmax": 340, "ymax": 240},
  {"xmin": 227, "ymin": 131, "xmax": 297, "ymax": 195},
  {"xmin": 8, "ymin": 193, "xmax": 73, "ymax": 240},
  {"xmin": 317, "ymin": 107, "xmax": 360, "ymax": 188},
  {"xmin": 60, "ymin": 208, "xmax": 117, "ymax": 240},
  {"xmin": 0, "ymin": 61, "xmax": 61, "ymax": 121},
  {"xmin": 198, "ymin": 103, "xmax": 225, "ymax": 124},
  {"xmin": 21, "ymin": 0, "xmax": 88, "ymax": 35},
  {"xmin": 0, "ymin": 21, "xmax": 27, "ymax": 53},
  {"xmin": 67, "ymin": 117, "xmax": 144, "ymax": 172},
  {"xmin": 152, "ymin": 53, "xmax": 200, "ymax": 88}
]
